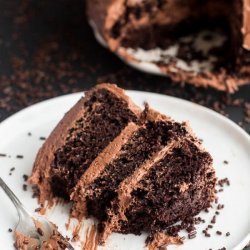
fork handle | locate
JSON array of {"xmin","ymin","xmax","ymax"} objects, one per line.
[{"xmin": 0, "ymin": 177, "xmax": 30, "ymax": 218}]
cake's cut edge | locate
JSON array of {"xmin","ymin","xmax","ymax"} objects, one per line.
[
  {"xmin": 98, "ymin": 114, "xmax": 215, "ymax": 243},
  {"xmin": 70, "ymin": 121, "xmax": 140, "ymax": 219},
  {"xmin": 71, "ymin": 106, "xmax": 178, "ymax": 221},
  {"xmin": 99, "ymin": 138, "xmax": 180, "ymax": 243}
]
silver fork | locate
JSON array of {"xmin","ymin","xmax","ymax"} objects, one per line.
[{"xmin": 0, "ymin": 177, "xmax": 74, "ymax": 250}]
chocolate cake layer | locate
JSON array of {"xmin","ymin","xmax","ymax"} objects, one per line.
[
  {"xmin": 72, "ymin": 109, "xmax": 189, "ymax": 226},
  {"xmin": 86, "ymin": 120, "xmax": 187, "ymax": 218},
  {"xmin": 87, "ymin": 0, "xmax": 250, "ymax": 92},
  {"xmin": 112, "ymin": 139, "xmax": 215, "ymax": 236},
  {"xmin": 50, "ymin": 87, "xmax": 139, "ymax": 199},
  {"xmin": 29, "ymin": 84, "xmax": 141, "ymax": 203}
]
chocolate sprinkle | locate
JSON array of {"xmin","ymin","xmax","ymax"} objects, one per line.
[
  {"xmin": 37, "ymin": 227, "xmax": 44, "ymax": 236},
  {"xmin": 23, "ymin": 174, "xmax": 28, "ymax": 181},
  {"xmin": 39, "ymin": 136, "xmax": 46, "ymax": 141},
  {"xmin": 34, "ymin": 207, "xmax": 41, "ymax": 212},
  {"xmin": 217, "ymin": 204, "xmax": 224, "ymax": 210},
  {"xmin": 188, "ymin": 231, "xmax": 197, "ymax": 239},
  {"xmin": 23, "ymin": 184, "xmax": 27, "ymax": 191},
  {"xmin": 211, "ymin": 216, "xmax": 216, "ymax": 224},
  {"xmin": 0, "ymin": 153, "xmax": 7, "ymax": 157},
  {"xmin": 16, "ymin": 155, "xmax": 23, "ymax": 159}
]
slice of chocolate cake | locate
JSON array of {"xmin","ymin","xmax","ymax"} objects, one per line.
[
  {"xmin": 30, "ymin": 84, "xmax": 216, "ymax": 249},
  {"xmin": 87, "ymin": 0, "xmax": 250, "ymax": 92},
  {"xmin": 29, "ymin": 84, "xmax": 141, "ymax": 204},
  {"xmin": 71, "ymin": 107, "xmax": 216, "ymax": 247}
]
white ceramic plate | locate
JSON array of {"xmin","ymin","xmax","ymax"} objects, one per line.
[{"xmin": 0, "ymin": 91, "xmax": 250, "ymax": 250}]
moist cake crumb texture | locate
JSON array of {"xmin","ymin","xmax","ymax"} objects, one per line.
[
  {"xmin": 30, "ymin": 84, "xmax": 216, "ymax": 249},
  {"xmin": 50, "ymin": 87, "xmax": 139, "ymax": 199}
]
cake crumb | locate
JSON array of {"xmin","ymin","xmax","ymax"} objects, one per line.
[
  {"xmin": 223, "ymin": 160, "xmax": 228, "ymax": 164},
  {"xmin": 0, "ymin": 153, "xmax": 7, "ymax": 157},
  {"xmin": 37, "ymin": 227, "xmax": 44, "ymax": 236},
  {"xmin": 22, "ymin": 175, "xmax": 28, "ymax": 181},
  {"xmin": 204, "ymin": 232, "xmax": 211, "ymax": 237},
  {"xmin": 226, "ymin": 232, "xmax": 230, "ymax": 237},
  {"xmin": 8, "ymin": 228, "xmax": 12, "ymax": 232},
  {"xmin": 188, "ymin": 231, "xmax": 197, "ymax": 239},
  {"xmin": 22, "ymin": 184, "xmax": 27, "ymax": 191},
  {"xmin": 16, "ymin": 155, "xmax": 23, "ymax": 159},
  {"xmin": 211, "ymin": 216, "xmax": 216, "ymax": 224},
  {"xmin": 217, "ymin": 204, "xmax": 224, "ymax": 210}
]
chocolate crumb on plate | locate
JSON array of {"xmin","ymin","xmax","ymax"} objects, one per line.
[
  {"xmin": 0, "ymin": 153, "xmax": 7, "ymax": 157},
  {"xmin": 16, "ymin": 155, "xmax": 23, "ymax": 159},
  {"xmin": 204, "ymin": 232, "xmax": 211, "ymax": 237},
  {"xmin": 218, "ymin": 178, "xmax": 230, "ymax": 187},
  {"xmin": 8, "ymin": 228, "xmax": 12, "ymax": 232},
  {"xmin": 217, "ymin": 204, "xmax": 224, "ymax": 210},
  {"xmin": 39, "ymin": 136, "xmax": 46, "ymax": 140},
  {"xmin": 10, "ymin": 167, "xmax": 15, "ymax": 172},
  {"xmin": 216, "ymin": 231, "xmax": 222, "ymax": 235},
  {"xmin": 22, "ymin": 174, "xmax": 28, "ymax": 182},
  {"xmin": 27, "ymin": 132, "xmax": 32, "ymax": 136},
  {"xmin": 37, "ymin": 227, "xmax": 44, "ymax": 236},
  {"xmin": 34, "ymin": 207, "xmax": 41, "ymax": 213},
  {"xmin": 211, "ymin": 216, "xmax": 216, "ymax": 224},
  {"xmin": 22, "ymin": 184, "xmax": 27, "ymax": 191},
  {"xmin": 223, "ymin": 160, "xmax": 229, "ymax": 164},
  {"xmin": 226, "ymin": 232, "xmax": 230, "ymax": 237},
  {"xmin": 188, "ymin": 230, "xmax": 197, "ymax": 239}
]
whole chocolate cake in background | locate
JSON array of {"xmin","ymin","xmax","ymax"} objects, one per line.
[
  {"xmin": 86, "ymin": 0, "xmax": 250, "ymax": 92},
  {"xmin": 30, "ymin": 84, "xmax": 216, "ymax": 249}
]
